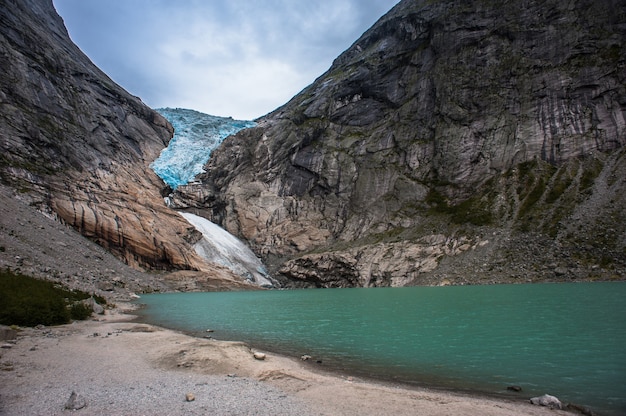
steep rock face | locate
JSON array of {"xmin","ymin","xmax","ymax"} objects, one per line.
[
  {"xmin": 0, "ymin": 0, "xmax": 208, "ymax": 271},
  {"xmin": 175, "ymin": 0, "xmax": 626, "ymax": 287}
]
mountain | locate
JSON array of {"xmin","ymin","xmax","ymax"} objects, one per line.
[
  {"xmin": 0, "ymin": 0, "xmax": 262, "ymax": 291},
  {"xmin": 173, "ymin": 0, "xmax": 626, "ymax": 287}
]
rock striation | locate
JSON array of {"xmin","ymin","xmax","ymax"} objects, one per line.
[
  {"xmin": 0, "ymin": 0, "xmax": 218, "ymax": 274},
  {"xmin": 174, "ymin": 0, "xmax": 626, "ymax": 287}
]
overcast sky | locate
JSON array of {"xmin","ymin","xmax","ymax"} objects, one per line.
[{"xmin": 52, "ymin": 0, "xmax": 400, "ymax": 120}]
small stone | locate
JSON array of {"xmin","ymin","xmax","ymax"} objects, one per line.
[
  {"xmin": 65, "ymin": 391, "xmax": 87, "ymax": 410},
  {"xmin": 206, "ymin": 329, "xmax": 214, "ymax": 333},
  {"xmin": 507, "ymin": 385, "xmax": 522, "ymax": 392},
  {"xmin": 300, "ymin": 355, "xmax": 311, "ymax": 361},
  {"xmin": 185, "ymin": 392, "xmax": 195, "ymax": 402},
  {"xmin": 253, "ymin": 352, "xmax": 266, "ymax": 360},
  {"xmin": 1, "ymin": 362, "xmax": 14, "ymax": 371},
  {"xmin": 1, "ymin": 344, "xmax": 13, "ymax": 349}
]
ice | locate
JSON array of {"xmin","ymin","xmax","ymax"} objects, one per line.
[
  {"xmin": 151, "ymin": 108, "xmax": 255, "ymax": 189},
  {"xmin": 179, "ymin": 212, "xmax": 275, "ymax": 288}
]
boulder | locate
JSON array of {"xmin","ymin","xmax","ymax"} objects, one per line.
[
  {"xmin": 0, "ymin": 325, "xmax": 17, "ymax": 341},
  {"xmin": 530, "ymin": 394, "xmax": 562, "ymax": 409},
  {"xmin": 89, "ymin": 297, "xmax": 105, "ymax": 315}
]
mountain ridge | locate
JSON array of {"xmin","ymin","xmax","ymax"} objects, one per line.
[
  {"xmin": 0, "ymin": 0, "xmax": 624, "ymax": 291},
  {"xmin": 0, "ymin": 0, "xmax": 261, "ymax": 293},
  {"xmin": 173, "ymin": 0, "xmax": 626, "ymax": 287}
]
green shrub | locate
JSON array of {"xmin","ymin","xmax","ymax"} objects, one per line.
[
  {"xmin": 426, "ymin": 189, "xmax": 493, "ymax": 226},
  {"xmin": 70, "ymin": 302, "xmax": 93, "ymax": 321},
  {"xmin": 0, "ymin": 269, "xmax": 99, "ymax": 327}
]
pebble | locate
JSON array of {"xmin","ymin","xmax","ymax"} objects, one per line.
[
  {"xmin": 185, "ymin": 392, "xmax": 195, "ymax": 402},
  {"xmin": 64, "ymin": 391, "xmax": 87, "ymax": 410}
]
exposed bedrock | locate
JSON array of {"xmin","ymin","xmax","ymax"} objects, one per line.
[
  {"xmin": 173, "ymin": 0, "xmax": 626, "ymax": 287},
  {"xmin": 0, "ymin": 0, "xmax": 219, "ymax": 275}
]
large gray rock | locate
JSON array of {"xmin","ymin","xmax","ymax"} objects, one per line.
[{"xmin": 530, "ymin": 394, "xmax": 562, "ymax": 409}]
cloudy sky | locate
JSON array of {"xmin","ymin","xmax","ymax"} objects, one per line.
[{"xmin": 52, "ymin": 0, "xmax": 400, "ymax": 120}]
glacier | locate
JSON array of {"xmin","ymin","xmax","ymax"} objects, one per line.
[
  {"xmin": 179, "ymin": 212, "xmax": 275, "ymax": 288},
  {"xmin": 150, "ymin": 108, "xmax": 273, "ymax": 287},
  {"xmin": 151, "ymin": 108, "xmax": 255, "ymax": 189}
]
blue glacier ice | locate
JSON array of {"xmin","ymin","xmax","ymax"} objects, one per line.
[{"xmin": 151, "ymin": 108, "xmax": 255, "ymax": 189}]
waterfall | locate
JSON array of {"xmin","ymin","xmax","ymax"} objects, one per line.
[{"xmin": 179, "ymin": 212, "xmax": 275, "ymax": 288}]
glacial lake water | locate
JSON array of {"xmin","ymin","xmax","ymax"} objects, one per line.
[{"xmin": 135, "ymin": 282, "xmax": 626, "ymax": 415}]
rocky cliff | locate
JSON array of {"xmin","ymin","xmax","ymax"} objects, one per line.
[
  {"xmin": 0, "ymin": 0, "xmax": 249, "ymax": 285},
  {"xmin": 173, "ymin": 0, "xmax": 626, "ymax": 287}
]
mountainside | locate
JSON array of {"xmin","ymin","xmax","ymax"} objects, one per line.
[
  {"xmin": 0, "ymin": 0, "xmax": 259, "ymax": 289},
  {"xmin": 173, "ymin": 0, "xmax": 626, "ymax": 287}
]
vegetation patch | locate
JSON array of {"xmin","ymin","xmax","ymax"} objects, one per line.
[
  {"xmin": 545, "ymin": 165, "xmax": 575, "ymax": 204},
  {"xmin": 517, "ymin": 177, "xmax": 547, "ymax": 220},
  {"xmin": 0, "ymin": 269, "xmax": 105, "ymax": 327},
  {"xmin": 580, "ymin": 157, "xmax": 603, "ymax": 190},
  {"xmin": 426, "ymin": 188, "xmax": 493, "ymax": 226}
]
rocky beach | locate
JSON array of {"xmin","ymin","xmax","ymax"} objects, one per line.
[{"xmin": 0, "ymin": 304, "xmax": 573, "ymax": 416}]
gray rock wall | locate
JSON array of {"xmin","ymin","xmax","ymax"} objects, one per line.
[
  {"xmin": 0, "ymin": 0, "xmax": 208, "ymax": 271},
  {"xmin": 175, "ymin": 0, "xmax": 626, "ymax": 287}
]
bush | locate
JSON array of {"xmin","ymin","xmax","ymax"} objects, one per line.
[
  {"xmin": 70, "ymin": 302, "xmax": 93, "ymax": 321},
  {"xmin": 0, "ymin": 269, "xmax": 99, "ymax": 326}
]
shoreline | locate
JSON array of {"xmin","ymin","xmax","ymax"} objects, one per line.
[
  {"xmin": 134, "ymin": 313, "xmax": 535, "ymax": 407},
  {"xmin": 0, "ymin": 303, "xmax": 574, "ymax": 416}
]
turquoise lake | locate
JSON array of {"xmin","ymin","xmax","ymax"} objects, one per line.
[{"xmin": 135, "ymin": 282, "xmax": 626, "ymax": 415}]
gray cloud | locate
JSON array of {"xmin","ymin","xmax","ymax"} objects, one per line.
[{"xmin": 53, "ymin": 0, "xmax": 399, "ymax": 119}]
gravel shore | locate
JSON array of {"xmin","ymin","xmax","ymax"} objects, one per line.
[{"xmin": 0, "ymin": 304, "xmax": 572, "ymax": 416}]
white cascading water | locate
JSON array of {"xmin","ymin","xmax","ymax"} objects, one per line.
[
  {"xmin": 151, "ymin": 108, "xmax": 274, "ymax": 287},
  {"xmin": 178, "ymin": 212, "xmax": 274, "ymax": 288}
]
